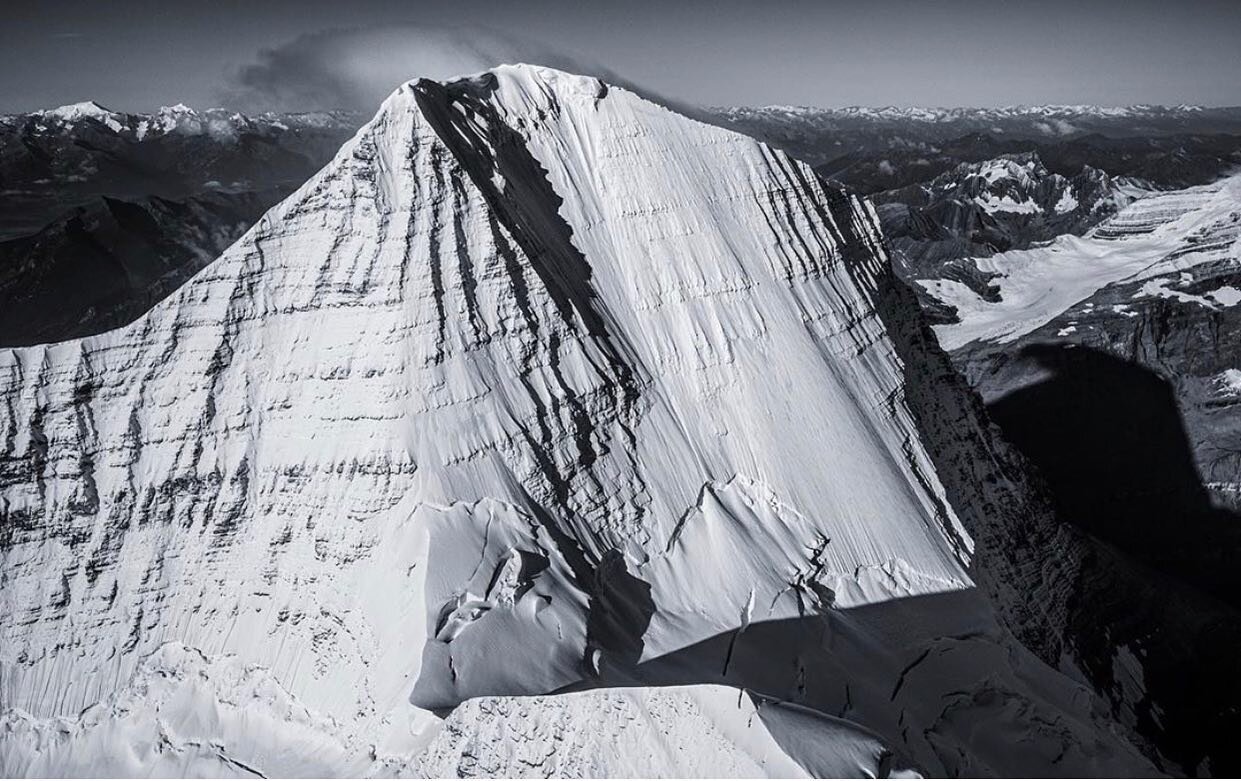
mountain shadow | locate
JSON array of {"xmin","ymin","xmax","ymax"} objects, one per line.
[
  {"xmin": 838, "ymin": 244, "xmax": 1241, "ymax": 776},
  {"xmin": 987, "ymin": 343, "xmax": 1241, "ymax": 609},
  {"xmin": 567, "ymin": 587, "xmax": 1160, "ymax": 777}
]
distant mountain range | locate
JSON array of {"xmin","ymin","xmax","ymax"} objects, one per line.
[
  {"xmin": 0, "ymin": 102, "xmax": 361, "ymax": 345},
  {"xmin": 0, "ymin": 101, "xmax": 362, "ymax": 238},
  {"xmin": 711, "ymin": 103, "xmax": 1241, "ymax": 165}
]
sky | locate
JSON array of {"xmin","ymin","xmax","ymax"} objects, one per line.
[{"xmin": 3, "ymin": 0, "xmax": 1240, "ymax": 113}]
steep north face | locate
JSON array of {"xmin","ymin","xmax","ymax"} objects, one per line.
[{"xmin": 0, "ymin": 66, "xmax": 1153, "ymax": 776}]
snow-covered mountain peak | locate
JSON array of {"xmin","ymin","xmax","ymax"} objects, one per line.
[
  {"xmin": 36, "ymin": 100, "xmax": 127, "ymax": 131},
  {"xmin": 41, "ymin": 99, "xmax": 117, "ymax": 119},
  {"xmin": 879, "ymin": 150, "xmax": 1121, "ymax": 226},
  {"xmin": 0, "ymin": 65, "xmax": 1155, "ymax": 776}
]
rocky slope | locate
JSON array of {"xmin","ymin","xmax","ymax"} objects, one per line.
[
  {"xmin": 912, "ymin": 175, "xmax": 1241, "ymax": 776},
  {"xmin": 0, "ymin": 66, "xmax": 1170, "ymax": 776}
]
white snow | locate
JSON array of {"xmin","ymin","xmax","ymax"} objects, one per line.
[
  {"xmin": 979, "ymin": 159, "xmax": 1012, "ymax": 183},
  {"xmin": 38, "ymin": 100, "xmax": 125, "ymax": 132},
  {"xmin": 1138, "ymin": 277, "xmax": 1216, "ymax": 308},
  {"xmin": 1216, "ymin": 369, "xmax": 1241, "ymax": 397},
  {"xmin": 1053, "ymin": 187, "xmax": 1079, "ymax": 214},
  {"xmin": 1210, "ymin": 286, "xmax": 1241, "ymax": 306},
  {"xmin": 4, "ymin": 641, "xmax": 906, "ymax": 777},
  {"xmin": 976, "ymin": 193, "xmax": 1040, "ymax": 214}
]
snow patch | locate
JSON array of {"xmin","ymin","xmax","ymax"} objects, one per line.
[
  {"xmin": 1054, "ymin": 187, "xmax": 1079, "ymax": 214},
  {"xmin": 1138, "ymin": 277, "xmax": 1216, "ymax": 308},
  {"xmin": 1216, "ymin": 369, "xmax": 1241, "ymax": 397},
  {"xmin": 1209, "ymin": 286, "xmax": 1241, "ymax": 307},
  {"xmin": 976, "ymin": 194, "xmax": 1040, "ymax": 214}
]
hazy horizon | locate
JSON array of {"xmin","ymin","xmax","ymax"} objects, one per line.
[
  {"xmin": 3, "ymin": 0, "xmax": 1240, "ymax": 114},
  {"xmin": 15, "ymin": 92, "xmax": 1241, "ymax": 116}
]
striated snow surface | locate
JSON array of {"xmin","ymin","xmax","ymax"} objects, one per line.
[{"xmin": 0, "ymin": 65, "xmax": 1152, "ymax": 776}]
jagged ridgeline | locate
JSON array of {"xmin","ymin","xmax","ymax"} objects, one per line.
[{"xmin": 0, "ymin": 66, "xmax": 1161, "ymax": 776}]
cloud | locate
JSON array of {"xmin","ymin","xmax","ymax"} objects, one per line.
[{"xmin": 218, "ymin": 24, "xmax": 654, "ymax": 114}]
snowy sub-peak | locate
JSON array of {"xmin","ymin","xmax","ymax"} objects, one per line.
[
  {"xmin": 39, "ymin": 99, "xmax": 118, "ymax": 120},
  {"xmin": 0, "ymin": 64, "xmax": 1153, "ymax": 775},
  {"xmin": 149, "ymin": 103, "xmax": 239, "ymax": 138},
  {"xmin": 36, "ymin": 100, "xmax": 127, "ymax": 131},
  {"xmin": 925, "ymin": 152, "xmax": 1121, "ymax": 217},
  {"xmin": 155, "ymin": 102, "xmax": 199, "ymax": 127}
]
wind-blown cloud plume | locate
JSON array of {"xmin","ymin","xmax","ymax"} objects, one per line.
[{"xmin": 219, "ymin": 24, "xmax": 653, "ymax": 114}]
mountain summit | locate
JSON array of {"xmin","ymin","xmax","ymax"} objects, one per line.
[{"xmin": 0, "ymin": 65, "xmax": 1153, "ymax": 776}]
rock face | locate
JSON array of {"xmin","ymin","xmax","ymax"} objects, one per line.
[
  {"xmin": 873, "ymin": 153, "xmax": 1130, "ymax": 323},
  {"xmin": 0, "ymin": 66, "xmax": 1156, "ymax": 776},
  {"xmin": 918, "ymin": 173, "xmax": 1241, "ymax": 776},
  {"xmin": 878, "ymin": 154, "xmax": 1126, "ymax": 259}
]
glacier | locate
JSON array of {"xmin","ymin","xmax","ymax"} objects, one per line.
[
  {"xmin": 0, "ymin": 65, "xmax": 1156, "ymax": 776},
  {"xmin": 921, "ymin": 172, "xmax": 1241, "ymax": 351}
]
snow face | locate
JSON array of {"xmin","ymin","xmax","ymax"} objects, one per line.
[
  {"xmin": 1053, "ymin": 187, "xmax": 1079, "ymax": 214},
  {"xmin": 37, "ymin": 101, "xmax": 125, "ymax": 132},
  {"xmin": 924, "ymin": 173, "xmax": 1241, "ymax": 349},
  {"xmin": 0, "ymin": 65, "xmax": 1150, "ymax": 775}
]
